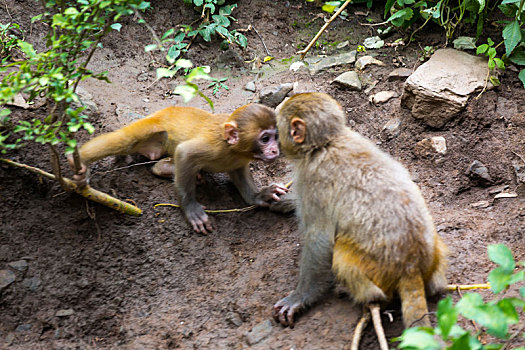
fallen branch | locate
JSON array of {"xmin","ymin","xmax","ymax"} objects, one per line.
[
  {"xmin": 446, "ymin": 283, "xmax": 491, "ymax": 291},
  {"xmin": 351, "ymin": 308, "xmax": 371, "ymax": 350},
  {"xmin": 1, "ymin": 158, "xmax": 142, "ymax": 216},
  {"xmin": 297, "ymin": 0, "xmax": 352, "ymax": 59},
  {"xmin": 370, "ymin": 303, "xmax": 389, "ymax": 350}
]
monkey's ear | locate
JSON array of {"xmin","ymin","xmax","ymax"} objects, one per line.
[
  {"xmin": 224, "ymin": 121, "xmax": 239, "ymax": 145},
  {"xmin": 290, "ymin": 117, "xmax": 306, "ymax": 144}
]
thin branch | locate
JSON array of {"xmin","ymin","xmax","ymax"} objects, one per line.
[
  {"xmin": 297, "ymin": 0, "xmax": 352, "ymax": 59},
  {"xmin": 252, "ymin": 25, "xmax": 271, "ymax": 56},
  {"xmin": 370, "ymin": 303, "xmax": 389, "ymax": 350},
  {"xmin": 351, "ymin": 308, "xmax": 371, "ymax": 350}
]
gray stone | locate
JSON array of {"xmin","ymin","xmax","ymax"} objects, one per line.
[
  {"xmin": 388, "ymin": 68, "xmax": 412, "ymax": 81},
  {"xmin": 115, "ymin": 104, "xmax": 144, "ymax": 124},
  {"xmin": 402, "ymin": 48, "xmax": 494, "ymax": 128},
  {"xmin": 22, "ymin": 276, "xmax": 42, "ymax": 292},
  {"xmin": 381, "ymin": 118, "xmax": 402, "ymax": 140},
  {"xmin": 244, "ymin": 81, "xmax": 256, "ymax": 92},
  {"xmin": 258, "ymin": 83, "xmax": 293, "ymax": 107},
  {"xmin": 332, "ymin": 71, "xmax": 362, "ymax": 91},
  {"xmin": 513, "ymin": 160, "xmax": 525, "ymax": 184},
  {"xmin": 0, "ymin": 270, "xmax": 16, "ymax": 290},
  {"xmin": 363, "ymin": 36, "xmax": 385, "ymax": 49},
  {"xmin": 370, "ymin": 91, "xmax": 397, "ymax": 104},
  {"xmin": 15, "ymin": 324, "xmax": 32, "ymax": 332},
  {"xmin": 56, "ymin": 308, "xmax": 75, "ymax": 317},
  {"xmin": 8, "ymin": 260, "xmax": 28, "ymax": 272},
  {"xmin": 355, "ymin": 56, "xmax": 385, "ymax": 70},
  {"xmin": 453, "ymin": 36, "xmax": 477, "ymax": 50},
  {"xmin": 226, "ymin": 311, "xmax": 243, "ymax": 327},
  {"xmin": 289, "ymin": 61, "xmax": 307, "ymax": 72},
  {"xmin": 336, "ymin": 40, "xmax": 349, "ymax": 49},
  {"xmin": 467, "ymin": 160, "xmax": 493, "ymax": 186},
  {"xmin": 74, "ymin": 86, "xmax": 98, "ymax": 116},
  {"xmin": 245, "ymin": 319, "xmax": 273, "ymax": 345},
  {"xmin": 307, "ymin": 50, "xmax": 357, "ymax": 75}
]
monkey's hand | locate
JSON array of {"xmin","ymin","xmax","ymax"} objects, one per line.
[
  {"xmin": 66, "ymin": 154, "xmax": 89, "ymax": 187},
  {"xmin": 183, "ymin": 202, "xmax": 213, "ymax": 234},
  {"xmin": 254, "ymin": 184, "xmax": 289, "ymax": 207},
  {"xmin": 273, "ymin": 292, "xmax": 304, "ymax": 328}
]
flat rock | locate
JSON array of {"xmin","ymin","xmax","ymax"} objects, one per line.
[
  {"xmin": 363, "ymin": 36, "xmax": 384, "ymax": 49},
  {"xmin": 467, "ymin": 160, "xmax": 493, "ymax": 186},
  {"xmin": 381, "ymin": 118, "xmax": 402, "ymax": 140},
  {"xmin": 244, "ymin": 81, "xmax": 256, "ymax": 92},
  {"xmin": 8, "ymin": 260, "xmax": 28, "ymax": 272},
  {"xmin": 258, "ymin": 83, "xmax": 293, "ymax": 107},
  {"xmin": 388, "ymin": 68, "xmax": 412, "ymax": 81},
  {"xmin": 332, "ymin": 71, "xmax": 362, "ymax": 91},
  {"xmin": 355, "ymin": 55, "xmax": 385, "ymax": 70},
  {"xmin": 245, "ymin": 319, "xmax": 272, "ymax": 345},
  {"xmin": 453, "ymin": 36, "xmax": 477, "ymax": 50},
  {"xmin": 307, "ymin": 50, "xmax": 357, "ymax": 75},
  {"xmin": 370, "ymin": 91, "xmax": 397, "ymax": 104},
  {"xmin": 22, "ymin": 276, "xmax": 42, "ymax": 292},
  {"xmin": 401, "ymin": 48, "xmax": 494, "ymax": 128},
  {"xmin": 56, "ymin": 308, "xmax": 75, "ymax": 317},
  {"xmin": 415, "ymin": 136, "xmax": 447, "ymax": 157},
  {"xmin": 0, "ymin": 269, "xmax": 16, "ymax": 290}
]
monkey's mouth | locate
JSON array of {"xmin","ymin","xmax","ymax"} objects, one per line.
[{"xmin": 255, "ymin": 154, "xmax": 279, "ymax": 162}]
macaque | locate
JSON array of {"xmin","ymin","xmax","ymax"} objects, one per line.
[
  {"xmin": 70, "ymin": 104, "xmax": 289, "ymax": 234},
  {"xmin": 273, "ymin": 93, "xmax": 448, "ymax": 329}
]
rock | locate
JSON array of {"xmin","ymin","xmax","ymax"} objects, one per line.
[
  {"xmin": 388, "ymin": 68, "xmax": 412, "ymax": 81},
  {"xmin": 453, "ymin": 36, "xmax": 477, "ymax": 50},
  {"xmin": 355, "ymin": 56, "xmax": 385, "ymax": 70},
  {"xmin": 15, "ymin": 324, "xmax": 32, "ymax": 332},
  {"xmin": 488, "ymin": 184, "xmax": 509, "ymax": 195},
  {"xmin": 289, "ymin": 61, "xmax": 306, "ymax": 72},
  {"xmin": 74, "ymin": 86, "xmax": 98, "ymax": 116},
  {"xmin": 467, "ymin": 160, "xmax": 493, "ymax": 186},
  {"xmin": 8, "ymin": 260, "xmax": 28, "ymax": 272},
  {"xmin": 245, "ymin": 319, "xmax": 273, "ymax": 345},
  {"xmin": 470, "ymin": 200, "xmax": 491, "ymax": 209},
  {"xmin": 56, "ymin": 308, "xmax": 75, "ymax": 317},
  {"xmin": 494, "ymin": 191, "xmax": 518, "ymax": 199},
  {"xmin": 225, "ymin": 312, "xmax": 243, "ymax": 327},
  {"xmin": 370, "ymin": 91, "xmax": 397, "ymax": 104},
  {"xmin": 401, "ymin": 48, "xmax": 494, "ymax": 128},
  {"xmin": 258, "ymin": 83, "xmax": 293, "ymax": 107},
  {"xmin": 415, "ymin": 137, "xmax": 447, "ymax": 157},
  {"xmin": 137, "ymin": 72, "xmax": 149, "ymax": 82},
  {"xmin": 0, "ymin": 269, "xmax": 16, "ymax": 290},
  {"xmin": 381, "ymin": 118, "xmax": 402, "ymax": 140},
  {"xmin": 22, "ymin": 276, "xmax": 42, "ymax": 292},
  {"xmin": 512, "ymin": 160, "xmax": 525, "ymax": 183},
  {"xmin": 332, "ymin": 71, "xmax": 362, "ymax": 91},
  {"xmin": 363, "ymin": 36, "xmax": 385, "ymax": 49},
  {"xmin": 244, "ymin": 81, "xmax": 256, "ymax": 92},
  {"xmin": 6, "ymin": 94, "xmax": 31, "ymax": 109},
  {"xmin": 307, "ymin": 50, "xmax": 357, "ymax": 75},
  {"xmin": 336, "ymin": 40, "xmax": 349, "ymax": 49}
]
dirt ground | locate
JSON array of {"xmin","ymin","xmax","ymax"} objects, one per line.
[{"xmin": 1, "ymin": 0, "xmax": 525, "ymax": 349}]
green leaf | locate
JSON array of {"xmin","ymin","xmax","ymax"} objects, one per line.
[
  {"xmin": 502, "ymin": 20, "xmax": 522, "ymax": 56},
  {"xmin": 83, "ymin": 122, "xmax": 95, "ymax": 134},
  {"xmin": 17, "ymin": 41, "xmax": 36, "ymax": 58},
  {"xmin": 111, "ymin": 23, "xmax": 122, "ymax": 32},
  {"xmin": 194, "ymin": 0, "xmax": 203, "ymax": 6},
  {"xmin": 501, "ymin": 0, "xmax": 520, "ymax": 4},
  {"xmin": 497, "ymin": 299, "xmax": 520, "ymax": 323},
  {"xmin": 156, "ymin": 68, "xmax": 177, "ymax": 79},
  {"xmin": 487, "ymin": 37, "xmax": 494, "ymax": 46},
  {"xmin": 162, "ymin": 28, "xmax": 175, "ymax": 40},
  {"xmin": 437, "ymin": 296, "xmax": 457, "ymax": 338},
  {"xmin": 235, "ymin": 33, "xmax": 247, "ymax": 48},
  {"xmin": 387, "ymin": 8, "xmax": 414, "ymax": 26},
  {"xmin": 173, "ymin": 84, "xmax": 198, "ymax": 102},
  {"xmin": 489, "ymin": 267, "xmax": 511, "ymax": 294},
  {"xmin": 397, "ymin": 328, "xmax": 440, "ymax": 349},
  {"xmin": 489, "ymin": 76, "xmax": 501, "ymax": 87},
  {"xmin": 322, "ymin": 3, "xmax": 337, "ymax": 13},
  {"xmin": 509, "ymin": 48, "xmax": 525, "ymax": 65},
  {"xmin": 449, "ymin": 333, "xmax": 474, "ymax": 350},
  {"xmin": 488, "ymin": 58, "xmax": 496, "ymax": 70},
  {"xmin": 494, "ymin": 58, "xmax": 505, "ymax": 69},
  {"xmin": 175, "ymin": 58, "xmax": 193, "ymax": 69},
  {"xmin": 384, "ymin": 0, "xmax": 396, "ymax": 18},
  {"xmin": 488, "ymin": 244, "xmax": 515, "ymax": 272},
  {"xmin": 488, "ymin": 47, "xmax": 497, "ymax": 59},
  {"xmin": 521, "ymin": 286, "xmax": 525, "ymax": 298},
  {"xmin": 185, "ymin": 66, "xmax": 211, "ymax": 82},
  {"xmin": 519, "ymin": 69, "xmax": 525, "ymax": 88},
  {"xmin": 475, "ymin": 0, "xmax": 485, "ymax": 12},
  {"xmin": 166, "ymin": 47, "xmax": 181, "ymax": 64},
  {"xmin": 144, "ymin": 44, "xmax": 158, "ymax": 52},
  {"xmin": 476, "ymin": 44, "xmax": 489, "ymax": 55}
]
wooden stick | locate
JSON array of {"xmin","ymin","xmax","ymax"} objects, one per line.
[
  {"xmin": 351, "ymin": 308, "xmax": 371, "ymax": 350},
  {"xmin": 297, "ymin": 0, "xmax": 352, "ymax": 59},
  {"xmin": 446, "ymin": 283, "xmax": 490, "ymax": 291},
  {"xmin": 370, "ymin": 303, "xmax": 389, "ymax": 350},
  {"xmin": 1, "ymin": 158, "xmax": 142, "ymax": 216}
]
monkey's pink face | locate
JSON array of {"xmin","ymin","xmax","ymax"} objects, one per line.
[{"xmin": 253, "ymin": 127, "xmax": 279, "ymax": 162}]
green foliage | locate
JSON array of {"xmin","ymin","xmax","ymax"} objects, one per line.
[
  {"xmin": 169, "ymin": 59, "xmax": 215, "ymax": 110},
  {"xmin": 0, "ymin": 22, "xmax": 22, "ymax": 64},
  {"xmin": 207, "ymin": 77, "xmax": 229, "ymax": 96},
  {"xmin": 396, "ymin": 244, "xmax": 525, "ymax": 350},
  {"xmin": 0, "ymin": 0, "xmax": 149, "ymax": 154}
]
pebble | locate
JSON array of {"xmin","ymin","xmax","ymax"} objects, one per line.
[
  {"xmin": 22, "ymin": 276, "xmax": 42, "ymax": 292},
  {"xmin": 381, "ymin": 118, "xmax": 402, "ymax": 140},
  {"xmin": 467, "ymin": 160, "xmax": 493, "ymax": 186},
  {"xmin": 15, "ymin": 324, "xmax": 32, "ymax": 332},
  {"xmin": 470, "ymin": 200, "xmax": 491, "ymax": 209},
  {"xmin": 415, "ymin": 137, "xmax": 447, "ymax": 157},
  {"xmin": 244, "ymin": 81, "xmax": 256, "ymax": 92},
  {"xmin": 453, "ymin": 36, "xmax": 477, "ymax": 50},
  {"xmin": 355, "ymin": 55, "xmax": 385, "ymax": 70},
  {"xmin": 363, "ymin": 36, "xmax": 385, "ymax": 49},
  {"xmin": 388, "ymin": 68, "xmax": 412, "ymax": 81},
  {"xmin": 332, "ymin": 71, "xmax": 362, "ymax": 91},
  {"xmin": 245, "ymin": 319, "xmax": 273, "ymax": 345},
  {"xmin": 370, "ymin": 91, "xmax": 397, "ymax": 104},
  {"xmin": 56, "ymin": 308, "xmax": 75, "ymax": 317},
  {"xmin": 0, "ymin": 269, "xmax": 16, "ymax": 290},
  {"xmin": 8, "ymin": 260, "xmax": 28, "ymax": 272},
  {"xmin": 225, "ymin": 311, "xmax": 243, "ymax": 327},
  {"xmin": 258, "ymin": 83, "xmax": 293, "ymax": 107},
  {"xmin": 289, "ymin": 61, "xmax": 306, "ymax": 72}
]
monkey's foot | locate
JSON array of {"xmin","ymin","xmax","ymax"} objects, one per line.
[
  {"xmin": 184, "ymin": 204, "xmax": 213, "ymax": 234},
  {"xmin": 273, "ymin": 294, "xmax": 303, "ymax": 328}
]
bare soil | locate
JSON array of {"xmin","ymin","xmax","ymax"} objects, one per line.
[{"xmin": 1, "ymin": 0, "xmax": 525, "ymax": 349}]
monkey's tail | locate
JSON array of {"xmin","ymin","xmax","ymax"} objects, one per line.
[{"xmin": 398, "ymin": 273, "xmax": 430, "ymax": 328}]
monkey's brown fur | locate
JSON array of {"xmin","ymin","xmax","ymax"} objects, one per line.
[{"xmin": 273, "ymin": 92, "xmax": 448, "ymax": 328}]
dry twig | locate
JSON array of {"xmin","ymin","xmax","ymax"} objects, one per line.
[
  {"xmin": 351, "ymin": 308, "xmax": 371, "ymax": 350},
  {"xmin": 370, "ymin": 303, "xmax": 389, "ymax": 350}
]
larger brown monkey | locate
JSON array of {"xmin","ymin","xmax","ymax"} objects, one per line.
[
  {"xmin": 273, "ymin": 93, "xmax": 448, "ymax": 329},
  {"xmin": 70, "ymin": 104, "xmax": 288, "ymax": 234}
]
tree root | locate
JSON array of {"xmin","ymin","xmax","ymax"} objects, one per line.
[{"xmin": 1, "ymin": 158, "xmax": 142, "ymax": 216}]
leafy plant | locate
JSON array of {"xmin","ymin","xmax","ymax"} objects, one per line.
[
  {"xmin": 396, "ymin": 244, "xmax": 525, "ymax": 350},
  {"xmin": 0, "ymin": 0, "xmax": 149, "ymax": 173},
  {"xmin": 207, "ymin": 77, "xmax": 229, "ymax": 96},
  {"xmin": 0, "ymin": 22, "xmax": 22, "ymax": 64}
]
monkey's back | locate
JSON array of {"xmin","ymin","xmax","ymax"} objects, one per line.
[{"xmin": 294, "ymin": 128, "xmax": 442, "ymax": 295}]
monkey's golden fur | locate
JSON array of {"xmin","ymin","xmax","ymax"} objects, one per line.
[{"xmin": 273, "ymin": 92, "xmax": 448, "ymax": 328}]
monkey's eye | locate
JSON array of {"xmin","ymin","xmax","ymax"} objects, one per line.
[{"xmin": 261, "ymin": 135, "xmax": 271, "ymax": 144}]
